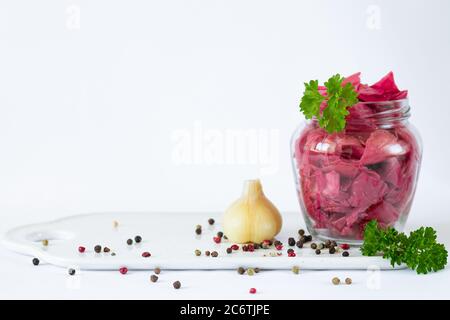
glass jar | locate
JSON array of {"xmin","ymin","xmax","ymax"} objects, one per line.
[{"xmin": 290, "ymin": 99, "xmax": 422, "ymax": 244}]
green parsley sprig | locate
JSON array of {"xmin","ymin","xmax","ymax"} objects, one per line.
[
  {"xmin": 361, "ymin": 220, "xmax": 448, "ymax": 274},
  {"xmin": 299, "ymin": 74, "xmax": 358, "ymax": 133}
]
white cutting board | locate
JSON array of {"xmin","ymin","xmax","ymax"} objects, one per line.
[{"xmin": 1, "ymin": 212, "xmax": 403, "ymax": 270}]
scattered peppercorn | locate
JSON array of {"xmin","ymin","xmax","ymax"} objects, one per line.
[
  {"xmin": 254, "ymin": 268, "xmax": 260, "ymax": 273},
  {"xmin": 296, "ymin": 241, "xmax": 304, "ymax": 248},
  {"xmin": 68, "ymin": 268, "xmax": 76, "ymax": 276},
  {"xmin": 134, "ymin": 236, "xmax": 142, "ymax": 243},
  {"xmin": 345, "ymin": 277, "xmax": 352, "ymax": 285},
  {"xmin": 154, "ymin": 267, "xmax": 161, "ymax": 274},
  {"xmin": 261, "ymin": 242, "xmax": 270, "ymax": 249},
  {"xmin": 208, "ymin": 218, "xmax": 215, "ymax": 225},
  {"xmin": 342, "ymin": 251, "xmax": 350, "ymax": 257},
  {"xmin": 142, "ymin": 251, "xmax": 151, "ymax": 258},
  {"xmin": 254, "ymin": 243, "xmax": 261, "ymax": 250},
  {"xmin": 195, "ymin": 228, "xmax": 202, "ymax": 235},
  {"xmin": 211, "ymin": 251, "xmax": 218, "ymax": 257},
  {"xmin": 275, "ymin": 244, "xmax": 283, "ymax": 251},
  {"xmin": 173, "ymin": 281, "xmax": 181, "ymax": 289},
  {"xmin": 196, "ymin": 224, "xmax": 202, "ymax": 229},
  {"xmin": 237, "ymin": 267, "xmax": 245, "ymax": 275},
  {"xmin": 94, "ymin": 245, "xmax": 102, "ymax": 253},
  {"xmin": 103, "ymin": 247, "xmax": 111, "ymax": 253},
  {"xmin": 288, "ymin": 252, "xmax": 296, "ymax": 257},
  {"xmin": 304, "ymin": 235, "xmax": 313, "ymax": 242},
  {"xmin": 287, "ymin": 248, "xmax": 294, "ymax": 254},
  {"xmin": 32, "ymin": 258, "xmax": 40, "ymax": 266},
  {"xmin": 325, "ymin": 240, "xmax": 331, "ymax": 248},
  {"xmin": 319, "ymin": 243, "xmax": 325, "ymax": 250},
  {"xmin": 194, "ymin": 249, "xmax": 201, "ymax": 256},
  {"xmin": 217, "ymin": 231, "xmax": 223, "ymax": 238},
  {"xmin": 150, "ymin": 275, "xmax": 158, "ymax": 283},
  {"xmin": 126, "ymin": 239, "xmax": 133, "ymax": 245},
  {"xmin": 242, "ymin": 245, "xmax": 248, "ymax": 252},
  {"xmin": 315, "ymin": 249, "xmax": 321, "ymax": 255},
  {"xmin": 247, "ymin": 268, "xmax": 255, "ymax": 276},
  {"xmin": 223, "ymin": 235, "xmax": 228, "ymax": 240},
  {"xmin": 42, "ymin": 239, "xmax": 48, "ymax": 246},
  {"xmin": 247, "ymin": 244, "xmax": 255, "ymax": 252},
  {"xmin": 331, "ymin": 241, "xmax": 337, "ymax": 247},
  {"xmin": 274, "ymin": 240, "xmax": 282, "ymax": 247},
  {"xmin": 292, "ymin": 266, "xmax": 300, "ymax": 274},
  {"xmin": 310, "ymin": 243, "xmax": 317, "ymax": 249},
  {"xmin": 231, "ymin": 244, "xmax": 239, "ymax": 251},
  {"xmin": 288, "ymin": 237, "xmax": 296, "ymax": 246},
  {"xmin": 340, "ymin": 243, "xmax": 350, "ymax": 250},
  {"xmin": 205, "ymin": 250, "xmax": 211, "ymax": 256},
  {"xmin": 226, "ymin": 247, "xmax": 232, "ymax": 254},
  {"xmin": 332, "ymin": 277, "xmax": 340, "ymax": 285},
  {"xmin": 119, "ymin": 267, "xmax": 128, "ymax": 274},
  {"xmin": 78, "ymin": 246, "xmax": 86, "ymax": 253},
  {"xmin": 213, "ymin": 236, "xmax": 221, "ymax": 244},
  {"xmin": 249, "ymin": 288, "xmax": 256, "ymax": 294},
  {"xmin": 329, "ymin": 247, "xmax": 336, "ymax": 254},
  {"xmin": 113, "ymin": 220, "xmax": 119, "ymax": 228},
  {"xmin": 111, "ymin": 252, "xmax": 116, "ymax": 256},
  {"xmin": 298, "ymin": 229, "xmax": 305, "ymax": 236}
]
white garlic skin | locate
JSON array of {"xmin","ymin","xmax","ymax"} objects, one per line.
[{"xmin": 223, "ymin": 179, "xmax": 282, "ymax": 244}]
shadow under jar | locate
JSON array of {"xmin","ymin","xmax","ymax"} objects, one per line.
[{"xmin": 291, "ymin": 99, "xmax": 422, "ymax": 244}]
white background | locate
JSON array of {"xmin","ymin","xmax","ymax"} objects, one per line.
[{"xmin": 1, "ymin": 0, "xmax": 450, "ymax": 300}]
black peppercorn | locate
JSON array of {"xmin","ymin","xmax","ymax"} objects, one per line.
[
  {"xmin": 205, "ymin": 250, "xmax": 210, "ymax": 256},
  {"xmin": 173, "ymin": 281, "xmax": 181, "ymax": 289},
  {"xmin": 298, "ymin": 229, "xmax": 305, "ymax": 236},
  {"xmin": 211, "ymin": 251, "xmax": 218, "ymax": 257},
  {"xmin": 94, "ymin": 245, "xmax": 102, "ymax": 253},
  {"xmin": 154, "ymin": 267, "xmax": 161, "ymax": 274},
  {"xmin": 296, "ymin": 240, "xmax": 304, "ymax": 248},
  {"xmin": 208, "ymin": 218, "xmax": 215, "ymax": 225},
  {"xmin": 126, "ymin": 239, "xmax": 133, "ymax": 245},
  {"xmin": 288, "ymin": 237, "xmax": 296, "ymax": 246},
  {"xmin": 68, "ymin": 268, "xmax": 76, "ymax": 276},
  {"xmin": 304, "ymin": 235, "xmax": 313, "ymax": 242},
  {"xmin": 226, "ymin": 247, "xmax": 232, "ymax": 254},
  {"xmin": 150, "ymin": 275, "xmax": 158, "ymax": 282},
  {"xmin": 329, "ymin": 247, "xmax": 336, "ymax": 254},
  {"xmin": 253, "ymin": 243, "xmax": 261, "ymax": 250},
  {"xmin": 237, "ymin": 267, "xmax": 245, "ymax": 275},
  {"xmin": 135, "ymin": 235, "xmax": 142, "ymax": 243},
  {"xmin": 103, "ymin": 247, "xmax": 110, "ymax": 253},
  {"xmin": 331, "ymin": 241, "xmax": 337, "ymax": 247},
  {"xmin": 325, "ymin": 240, "xmax": 331, "ymax": 248},
  {"xmin": 195, "ymin": 228, "xmax": 202, "ymax": 235},
  {"xmin": 217, "ymin": 231, "xmax": 223, "ymax": 238},
  {"xmin": 32, "ymin": 258, "xmax": 40, "ymax": 266},
  {"xmin": 254, "ymin": 268, "xmax": 260, "ymax": 273},
  {"xmin": 342, "ymin": 251, "xmax": 350, "ymax": 257},
  {"xmin": 315, "ymin": 249, "xmax": 321, "ymax": 255},
  {"xmin": 310, "ymin": 243, "xmax": 317, "ymax": 249}
]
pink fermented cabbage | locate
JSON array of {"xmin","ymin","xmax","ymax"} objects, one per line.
[{"xmin": 294, "ymin": 72, "xmax": 420, "ymax": 239}]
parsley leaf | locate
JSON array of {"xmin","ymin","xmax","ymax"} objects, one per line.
[
  {"xmin": 361, "ymin": 221, "xmax": 448, "ymax": 274},
  {"xmin": 299, "ymin": 74, "xmax": 358, "ymax": 133}
]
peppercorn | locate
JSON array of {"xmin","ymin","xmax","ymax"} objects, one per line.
[
  {"xmin": 111, "ymin": 252, "xmax": 116, "ymax": 256},
  {"xmin": 332, "ymin": 277, "xmax": 340, "ymax": 285},
  {"xmin": 287, "ymin": 248, "xmax": 294, "ymax": 254},
  {"xmin": 247, "ymin": 244, "xmax": 255, "ymax": 252},
  {"xmin": 310, "ymin": 243, "xmax": 317, "ymax": 249},
  {"xmin": 292, "ymin": 266, "xmax": 300, "ymax": 274},
  {"xmin": 315, "ymin": 249, "xmax": 321, "ymax": 255},
  {"xmin": 231, "ymin": 244, "xmax": 239, "ymax": 251},
  {"xmin": 150, "ymin": 275, "xmax": 158, "ymax": 283},
  {"xmin": 298, "ymin": 229, "xmax": 305, "ymax": 236},
  {"xmin": 288, "ymin": 251, "xmax": 296, "ymax": 257},
  {"xmin": 134, "ymin": 236, "xmax": 142, "ymax": 243},
  {"xmin": 304, "ymin": 235, "xmax": 312, "ymax": 242},
  {"xmin": 94, "ymin": 245, "xmax": 102, "ymax": 253},
  {"xmin": 142, "ymin": 251, "xmax": 151, "ymax": 258},
  {"xmin": 154, "ymin": 267, "xmax": 161, "ymax": 274},
  {"xmin": 331, "ymin": 241, "xmax": 337, "ymax": 247},
  {"xmin": 329, "ymin": 247, "xmax": 336, "ymax": 254},
  {"xmin": 194, "ymin": 249, "xmax": 201, "ymax": 256},
  {"xmin": 253, "ymin": 243, "xmax": 261, "ymax": 250},
  {"xmin": 340, "ymin": 243, "xmax": 350, "ymax": 250},
  {"xmin": 288, "ymin": 237, "xmax": 296, "ymax": 246},
  {"xmin": 226, "ymin": 247, "xmax": 232, "ymax": 254},
  {"xmin": 274, "ymin": 240, "xmax": 282, "ymax": 247},
  {"xmin": 119, "ymin": 267, "xmax": 128, "ymax": 274},
  {"xmin": 237, "ymin": 267, "xmax": 245, "ymax": 275},
  {"xmin": 325, "ymin": 240, "xmax": 331, "ymax": 248},
  {"xmin": 213, "ymin": 236, "xmax": 221, "ymax": 244},
  {"xmin": 296, "ymin": 241, "xmax": 304, "ymax": 248},
  {"xmin": 68, "ymin": 268, "xmax": 76, "ymax": 276},
  {"xmin": 205, "ymin": 250, "xmax": 211, "ymax": 256},
  {"xmin": 261, "ymin": 242, "xmax": 270, "ymax": 249},
  {"xmin": 249, "ymin": 288, "xmax": 256, "ymax": 294},
  {"xmin": 32, "ymin": 258, "xmax": 40, "ymax": 266},
  {"xmin": 113, "ymin": 220, "xmax": 119, "ymax": 228},
  {"xmin": 318, "ymin": 243, "xmax": 324, "ymax": 250},
  {"xmin": 195, "ymin": 228, "xmax": 202, "ymax": 235},
  {"xmin": 196, "ymin": 224, "xmax": 202, "ymax": 229},
  {"xmin": 217, "ymin": 231, "xmax": 223, "ymax": 238},
  {"xmin": 242, "ymin": 245, "xmax": 248, "ymax": 252},
  {"xmin": 42, "ymin": 239, "xmax": 49, "ymax": 246},
  {"xmin": 126, "ymin": 239, "xmax": 133, "ymax": 245},
  {"xmin": 247, "ymin": 268, "xmax": 255, "ymax": 276},
  {"xmin": 345, "ymin": 277, "xmax": 352, "ymax": 285},
  {"xmin": 103, "ymin": 247, "xmax": 110, "ymax": 253},
  {"xmin": 342, "ymin": 251, "xmax": 350, "ymax": 257},
  {"xmin": 211, "ymin": 251, "xmax": 218, "ymax": 257},
  {"xmin": 78, "ymin": 246, "xmax": 86, "ymax": 253},
  {"xmin": 173, "ymin": 281, "xmax": 181, "ymax": 289},
  {"xmin": 208, "ymin": 218, "xmax": 215, "ymax": 225},
  {"xmin": 254, "ymin": 268, "xmax": 260, "ymax": 273},
  {"xmin": 223, "ymin": 235, "xmax": 228, "ymax": 240}
]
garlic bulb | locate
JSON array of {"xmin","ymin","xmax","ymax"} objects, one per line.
[{"xmin": 223, "ymin": 179, "xmax": 282, "ymax": 243}]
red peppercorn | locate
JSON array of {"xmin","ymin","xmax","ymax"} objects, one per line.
[
  {"xmin": 275, "ymin": 244, "xmax": 283, "ymax": 250},
  {"xmin": 263, "ymin": 240, "xmax": 271, "ymax": 246},
  {"xmin": 142, "ymin": 252, "xmax": 151, "ymax": 258},
  {"xmin": 288, "ymin": 251, "xmax": 296, "ymax": 257},
  {"xmin": 247, "ymin": 244, "xmax": 255, "ymax": 252},
  {"xmin": 340, "ymin": 243, "xmax": 350, "ymax": 250},
  {"xmin": 231, "ymin": 244, "xmax": 239, "ymax": 251},
  {"xmin": 249, "ymin": 288, "xmax": 257, "ymax": 294},
  {"xmin": 78, "ymin": 246, "xmax": 86, "ymax": 253},
  {"xmin": 213, "ymin": 236, "xmax": 221, "ymax": 244},
  {"xmin": 119, "ymin": 267, "xmax": 128, "ymax": 274}
]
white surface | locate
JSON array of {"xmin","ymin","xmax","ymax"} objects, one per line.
[
  {"xmin": 0, "ymin": 0, "xmax": 450, "ymax": 299},
  {"xmin": 1, "ymin": 212, "xmax": 403, "ymax": 270}
]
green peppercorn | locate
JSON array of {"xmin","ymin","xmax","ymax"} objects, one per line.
[
  {"xmin": 194, "ymin": 249, "xmax": 201, "ymax": 256},
  {"xmin": 247, "ymin": 268, "xmax": 255, "ymax": 276},
  {"xmin": 292, "ymin": 266, "xmax": 300, "ymax": 274},
  {"xmin": 195, "ymin": 228, "xmax": 202, "ymax": 235},
  {"xmin": 310, "ymin": 243, "xmax": 317, "ymax": 250},
  {"xmin": 42, "ymin": 240, "xmax": 49, "ymax": 246},
  {"xmin": 298, "ymin": 229, "xmax": 305, "ymax": 236},
  {"xmin": 237, "ymin": 267, "xmax": 245, "ymax": 275},
  {"xmin": 318, "ymin": 243, "xmax": 324, "ymax": 250},
  {"xmin": 332, "ymin": 277, "xmax": 340, "ymax": 285},
  {"xmin": 223, "ymin": 235, "xmax": 228, "ymax": 240}
]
